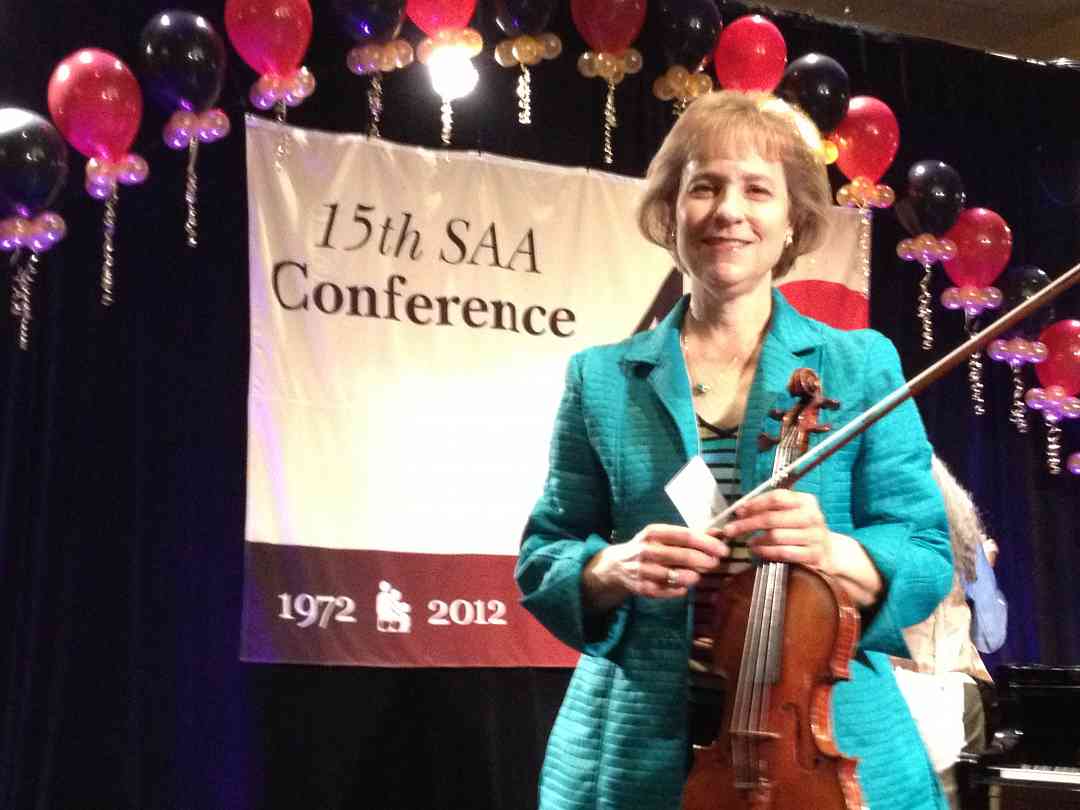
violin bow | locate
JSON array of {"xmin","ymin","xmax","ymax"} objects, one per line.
[{"xmin": 708, "ymin": 259, "xmax": 1080, "ymax": 530}]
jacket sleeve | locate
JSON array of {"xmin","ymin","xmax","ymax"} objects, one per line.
[
  {"xmin": 514, "ymin": 352, "xmax": 631, "ymax": 657},
  {"xmin": 849, "ymin": 332, "xmax": 953, "ymax": 657}
]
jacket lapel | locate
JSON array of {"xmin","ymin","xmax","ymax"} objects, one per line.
[
  {"xmin": 625, "ymin": 296, "xmax": 700, "ymax": 463},
  {"xmin": 737, "ymin": 289, "xmax": 827, "ymax": 497}
]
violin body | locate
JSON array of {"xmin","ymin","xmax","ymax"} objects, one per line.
[{"xmin": 682, "ymin": 562, "xmax": 863, "ymax": 810}]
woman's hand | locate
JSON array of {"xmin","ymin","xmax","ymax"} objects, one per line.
[
  {"xmin": 722, "ymin": 490, "xmax": 883, "ymax": 607},
  {"xmin": 581, "ymin": 525, "xmax": 728, "ymax": 612},
  {"xmin": 722, "ymin": 489, "xmax": 833, "ymax": 571}
]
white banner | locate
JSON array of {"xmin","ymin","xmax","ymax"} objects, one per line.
[{"xmin": 240, "ymin": 118, "xmax": 865, "ymax": 666}]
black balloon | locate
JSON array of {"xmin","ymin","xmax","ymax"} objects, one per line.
[
  {"xmin": 894, "ymin": 197, "xmax": 921, "ymax": 238},
  {"xmin": 138, "ymin": 11, "xmax": 227, "ymax": 113},
  {"xmin": 658, "ymin": 0, "xmax": 722, "ymax": 70},
  {"xmin": 904, "ymin": 160, "xmax": 965, "ymax": 236},
  {"xmin": 332, "ymin": 0, "xmax": 406, "ymax": 44},
  {"xmin": 1000, "ymin": 265, "xmax": 1055, "ymax": 338},
  {"xmin": 776, "ymin": 53, "xmax": 850, "ymax": 134},
  {"xmin": 494, "ymin": 0, "xmax": 555, "ymax": 37},
  {"xmin": 0, "ymin": 108, "xmax": 68, "ymax": 218}
]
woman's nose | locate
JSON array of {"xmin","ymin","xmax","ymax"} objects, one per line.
[{"xmin": 713, "ymin": 188, "xmax": 745, "ymax": 222}]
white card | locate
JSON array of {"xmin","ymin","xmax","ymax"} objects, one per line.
[{"xmin": 664, "ymin": 455, "xmax": 729, "ymax": 531}]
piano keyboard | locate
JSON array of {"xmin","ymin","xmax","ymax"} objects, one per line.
[{"xmin": 991, "ymin": 764, "xmax": 1080, "ymax": 785}]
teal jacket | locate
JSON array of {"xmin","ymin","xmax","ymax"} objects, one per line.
[{"xmin": 517, "ymin": 291, "xmax": 952, "ymax": 810}]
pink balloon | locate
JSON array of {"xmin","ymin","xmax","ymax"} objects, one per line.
[
  {"xmin": 47, "ymin": 49, "xmax": 142, "ymax": 161},
  {"xmin": 570, "ymin": 0, "xmax": 646, "ymax": 54},
  {"xmin": 831, "ymin": 96, "xmax": 899, "ymax": 183},
  {"xmin": 712, "ymin": 15, "xmax": 787, "ymax": 93},
  {"xmin": 1036, "ymin": 319, "xmax": 1080, "ymax": 397},
  {"xmin": 406, "ymin": 0, "xmax": 478, "ymax": 37},
  {"xmin": 225, "ymin": 0, "xmax": 313, "ymax": 77},
  {"xmin": 942, "ymin": 208, "xmax": 1012, "ymax": 288}
]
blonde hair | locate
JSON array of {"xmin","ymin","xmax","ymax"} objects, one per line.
[{"xmin": 638, "ymin": 91, "xmax": 832, "ymax": 279}]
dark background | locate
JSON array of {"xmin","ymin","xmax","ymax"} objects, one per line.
[{"xmin": 2, "ymin": 1, "xmax": 1078, "ymax": 808}]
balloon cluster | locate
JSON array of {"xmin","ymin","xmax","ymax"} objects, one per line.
[
  {"xmin": 830, "ymin": 97, "xmax": 899, "ymax": 210},
  {"xmin": 83, "ymin": 155, "xmax": 150, "ymax": 200},
  {"xmin": 652, "ymin": 67, "xmax": 713, "ymax": 105},
  {"xmin": 225, "ymin": 0, "xmax": 316, "ymax": 117},
  {"xmin": 139, "ymin": 11, "xmax": 231, "ymax": 247},
  {"xmin": 940, "ymin": 285, "xmax": 1004, "ymax": 318},
  {"xmin": 48, "ymin": 48, "xmax": 146, "ymax": 306},
  {"xmin": 989, "ymin": 333, "xmax": 1048, "ymax": 434},
  {"xmin": 0, "ymin": 108, "xmax": 69, "ymax": 261},
  {"xmin": 495, "ymin": 32, "xmax": 562, "ymax": 67},
  {"xmin": 895, "ymin": 160, "xmax": 966, "ymax": 350},
  {"xmin": 1025, "ymin": 386, "xmax": 1080, "ymax": 423},
  {"xmin": 407, "ymin": 0, "xmax": 482, "ymax": 145},
  {"xmin": 988, "ymin": 337, "xmax": 1048, "ymax": 368},
  {"xmin": 577, "ymin": 49, "xmax": 644, "ymax": 87},
  {"xmin": 1026, "ymin": 319, "xmax": 1080, "ymax": 473},
  {"xmin": 995, "ymin": 266, "xmax": 1056, "ymax": 427},
  {"xmin": 896, "ymin": 234, "xmax": 958, "ymax": 265},
  {"xmin": 347, "ymin": 41, "xmax": 415, "ymax": 76},
  {"xmin": 415, "ymin": 27, "xmax": 484, "ymax": 143},
  {"xmin": 492, "ymin": 0, "xmax": 559, "ymax": 124},
  {"xmin": 836, "ymin": 177, "xmax": 895, "ymax": 209},
  {"xmin": 571, "ymin": 0, "xmax": 646, "ymax": 164},
  {"xmin": 334, "ymin": 0, "xmax": 410, "ymax": 137},
  {"xmin": 163, "ymin": 110, "xmax": 231, "ymax": 150},
  {"xmin": 652, "ymin": 0, "xmax": 719, "ymax": 111},
  {"xmin": 250, "ymin": 68, "xmax": 317, "ymax": 112},
  {"xmin": 941, "ymin": 207, "xmax": 1011, "ymax": 319},
  {"xmin": 416, "ymin": 27, "xmax": 484, "ymax": 66},
  {"xmin": 0, "ymin": 213, "xmax": 66, "ymax": 255}
]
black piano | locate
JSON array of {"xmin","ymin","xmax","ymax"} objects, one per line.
[{"xmin": 958, "ymin": 664, "xmax": 1080, "ymax": 809}]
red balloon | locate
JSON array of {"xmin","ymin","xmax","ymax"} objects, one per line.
[
  {"xmin": 830, "ymin": 96, "xmax": 899, "ymax": 183},
  {"xmin": 225, "ymin": 0, "xmax": 313, "ymax": 76},
  {"xmin": 47, "ymin": 49, "xmax": 142, "ymax": 162},
  {"xmin": 712, "ymin": 15, "xmax": 786, "ymax": 93},
  {"xmin": 942, "ymin": 208, "xmax": 1012, "ymax": 288},
  {"xmin": 1036, "ymin": 319, "xmax": 1080, "ymax": 396},
  {"xmin": 570, "ymin": 0, "xmax": 646, "ymax": 54},
  {"xmin": 406, "ymin": 0, "xmax": 478, "ymax": 37}
]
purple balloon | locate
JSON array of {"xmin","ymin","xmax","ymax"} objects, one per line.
[
  {"xmin": 494, "ymin": 0, "xmax": 556, "ymax": 37},
  {"xmin": 138, "ymin": 11, "xmax": 227, "ymax": 113},
  {"xmin": 332, "ymin": 0, "xmax": 405, "ymax": 44},
  {"xmin": 659, "ymin": 0, "xmax": 722, "ymax": 69}
]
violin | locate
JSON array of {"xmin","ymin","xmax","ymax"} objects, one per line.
[{"xmin": 682, "ymin": 368, "xmax": 862, "ymax": 810}]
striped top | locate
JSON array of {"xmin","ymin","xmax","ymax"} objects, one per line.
[
  {"xmin": 688, "ymin": 414, "xmax": 751, "ymax": 742},
  {"xmin": 695, "ymin": 412, "xmax": 751, "ymax": 574}
]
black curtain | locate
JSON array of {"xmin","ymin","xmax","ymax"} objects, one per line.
[{"xmin": 1, "ymin": 1, "xmax": 1077, "ymax": 808}]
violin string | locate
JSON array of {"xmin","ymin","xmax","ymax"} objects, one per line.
[
  {"xmin": 730, "ymin": 414, "xmax": 802, "ymax": 787},
  {"xmin": 734, "ymin": 566, "xmax": 765, "ymax": 786}
]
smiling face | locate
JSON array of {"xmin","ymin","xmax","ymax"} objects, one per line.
[{"xmin": 674, "ymin": 148, "xmax": 792, "ymax": 303}]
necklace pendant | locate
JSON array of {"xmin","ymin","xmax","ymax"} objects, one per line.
[{"xmin": 693, "ymin": 382, "xmax": 712, "ymax": 395}]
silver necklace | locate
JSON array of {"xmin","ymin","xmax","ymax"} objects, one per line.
[{"xmin": 680, "ymin": 332, "xmax": 714, "ymax": 396}]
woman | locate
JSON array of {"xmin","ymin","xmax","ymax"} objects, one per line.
[
  {"xmin": 893, "ymin": 456, "xmax": 1001, "ymax": 809},
  {"xmin": 516, "ymin": 91, "xmax": 953, "ymax": 810}
]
